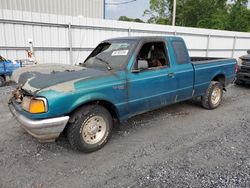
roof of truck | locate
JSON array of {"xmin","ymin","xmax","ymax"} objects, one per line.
[{"xmin": 104, "ymin": 36, "xmax": 182, "ymax": 42}]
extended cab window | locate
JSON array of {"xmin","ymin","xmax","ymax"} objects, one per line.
[
  {"xmin": 135, "ymin": 42, "xmax": 169, "ymax": 70},
  {"xmin": 172, "ymin": 41, "xmax": 189, "ymax": 64}
]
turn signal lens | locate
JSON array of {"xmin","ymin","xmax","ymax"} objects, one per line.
[{"xmin": 29, "ymin": 99, "xmax": 47, "ymax": 114}]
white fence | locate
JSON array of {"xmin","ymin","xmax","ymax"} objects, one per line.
[{"xmin": 1, "ymin": 9, "xmax": 250, "ymax": 65}]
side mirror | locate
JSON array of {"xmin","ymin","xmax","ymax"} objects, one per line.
[
  {"xmin": 247, "ymin": 50, "xmax": 250, "ymax": 54},
  {"xmin": 138, "ymin": 60, "xmax": 149, "ymax": 69},
  {"xmin": 131, "ymin": 60, "xmax": 149, "ymax": 73}
]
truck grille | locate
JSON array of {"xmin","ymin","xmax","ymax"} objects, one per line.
[
  {"xmin": 240, "ymin": 58, "xmax": 250, "ymax": 72},
  {"xmin": 242, "ymin": 60, "xmax": 250, "ymax": 66}
]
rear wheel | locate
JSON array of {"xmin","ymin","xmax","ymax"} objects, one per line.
[
  {"xmin": 67, "ymin": 105, "xmax": 113, "ymax": 152},
  {"xmin": 202, "ymin": 81, "xmax": 223, "ymax": 109},
  {"xmin": 0, "ymin": 76, "xmax": 5, "ymax": 87}
]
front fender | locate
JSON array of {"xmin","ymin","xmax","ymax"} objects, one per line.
[
  {"xmin": 68, "ymin": 92, "xmax": 116, "ymax": 113},
  {"xmin": 27, "ymin": 90, "xmax": 121, "ymax": 120}
]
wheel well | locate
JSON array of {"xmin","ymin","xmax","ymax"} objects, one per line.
[
  {"xmin": 212, "ymin": 74, "xmax": 226, "ymax": 87},
  {"xmin": 0, "ymin": 75, "xmax": 5, "ymax": 80},
  {"xmin": 68, "ymin": 100, "xmax": 119, "ymax": 123}
]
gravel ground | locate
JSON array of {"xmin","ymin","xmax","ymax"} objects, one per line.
[{"xmin": 0, "ymin": 84, "xmax": 250, "ymax": 188}]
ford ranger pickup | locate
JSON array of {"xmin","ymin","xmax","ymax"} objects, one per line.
[{"xmin": 8, "ymin": 36, "xmax": 237, "ymax": 152}]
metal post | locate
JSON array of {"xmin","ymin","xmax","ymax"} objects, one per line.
[
  {"xmin": 232, "ymin": 36, "xmax": 237, "ymax": 58},
  {"xmin": 128, "ymin": 27, "xmax": 131, "ymax": 36},
  {"xmin": 68, "ymin": 22, "xmax": 73, "ymax": 65},
  {"xmin": 103, "ymin": 0, "xmax": 106, "ymax": 19},
  {"xmin": 172, "ymin": 0, "xmax": 176, "ymax": 26},
  {"xmin": 206, "ymin": 34, "xmax": 211, "ymax": 57}
]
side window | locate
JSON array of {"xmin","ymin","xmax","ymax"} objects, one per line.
[
  {"xmin": 172, "ymin": 41, "xmax": 189, "ymax": 64},
  {"xmin": 136, "ymin": 42, "xmax": 169, "ymax": 70}
]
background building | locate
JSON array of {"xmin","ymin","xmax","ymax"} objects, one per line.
[{"xmin": 0, "ymin": 0, "xmax": 104, "ymax": 18}]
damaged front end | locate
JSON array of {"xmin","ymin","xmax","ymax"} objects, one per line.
[
  {"xmin": 11, "ymin": 63, "xmax": 86, "ymax": 94},
  {"xmin": 8, "ymin": 63, "xmax": 87, "ymax": 142},
  {"xmin": 9, "ymin": 86, "xmax": 69, "ymax": 142},
  {"xmin": 8, "ymin": 63, "xmax": 111, "ymax": 142}
]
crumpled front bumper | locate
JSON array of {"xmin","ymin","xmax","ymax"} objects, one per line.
[{"xmin": 9, "ymin": 103, "xmax": 69, "ymax": 142}]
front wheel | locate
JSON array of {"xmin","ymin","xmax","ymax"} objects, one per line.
[
  {"xmin": 202, "ymin": 81, "xmax": 223, "ymax": 109},
  {"xmin": 67, "ymin": 105, "xmax": 113, "ymax": 152}
]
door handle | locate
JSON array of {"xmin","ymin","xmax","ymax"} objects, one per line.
[{"xmin": 168, "ymin": 73, "xmax": 174, "ymax": 78}]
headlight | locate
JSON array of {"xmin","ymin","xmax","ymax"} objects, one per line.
[
  {"xmin": 21, "ymin": 97, "xmax": 31, "ymax": 111},
  {"xmin": 22, "ymin": 97, "xmax": 47, "ymax": 114}
]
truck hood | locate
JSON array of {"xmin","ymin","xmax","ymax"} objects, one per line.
[{"xmin": 11, "ymin": 64, "xmax": 109, "ymax": 94}]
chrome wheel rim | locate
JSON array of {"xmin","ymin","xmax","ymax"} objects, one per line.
[
  {"xmin": 211, "ymin": 87, "xmax": 221, "ymax": 105},
  {"xmin": 82, "ymin": 116, "xmax": 107, "ymax": 145}
]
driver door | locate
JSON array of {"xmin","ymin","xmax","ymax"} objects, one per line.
[{"xmin": 127, "ymin": 41, "xmax": 177, "ymax": 116}]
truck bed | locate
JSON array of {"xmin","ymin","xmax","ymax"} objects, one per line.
[
  {"xmin": 191, "ymin": 57, "xmax": 236, "ymax": 97},
  {"xmin": 191, "ymin": 57, "xmax": 234, "ymax": 65}
]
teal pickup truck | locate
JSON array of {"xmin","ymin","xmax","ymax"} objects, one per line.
[{"xmin": 9, "ymin": 36, "xmax": 237, "ymax": 152}]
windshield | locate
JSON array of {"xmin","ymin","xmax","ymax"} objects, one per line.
[{"xmin": 84, "ymin": 40, "xmax": 137, "ymax": 70}]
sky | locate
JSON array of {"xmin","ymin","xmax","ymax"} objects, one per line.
[
  {"xmin": 105, "ymin": 0, "xmax": 250, "ymax": 21},
  {"xmin": 105, "ymin": 0, "xmax": 150, "ymax": 21}
]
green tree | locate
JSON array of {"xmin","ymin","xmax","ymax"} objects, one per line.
[
  {"xmin": 143, "ymin": 0, "xmax": 170, "ymax": 24},
  {"xmin": 144, "ymin": 0, "xmax": 250, "ymax": 32},
  {"xmin": 227, "ymin": 0, "xmax": 250, "ymax": 31},
  {"xmin": 118, "ymin": 16, "xmax": 145, "ymax": 23}
]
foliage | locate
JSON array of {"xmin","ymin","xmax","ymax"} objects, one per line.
[
  {"xmin": 118, "ymin": 16, "xmax": 145, "ymax": 23},
  {"xmin": 143, "ymin": 0, "xmax": 250, "ymax": 32},
  {"xmin": 143, "ymin": 0, "xmax": 170, "ymax": 24},
  {"xmin": 227, "ymin": 0, "xmax": 250, "ymax": 31}
]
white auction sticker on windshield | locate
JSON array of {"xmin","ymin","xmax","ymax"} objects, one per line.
[{"xmin": 111, "ymin": 50, "xmax": 129, "ymax": 56}]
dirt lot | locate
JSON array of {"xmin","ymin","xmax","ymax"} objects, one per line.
[{"xmin": 0, "ymin": 84, "xmax": 250, "ymax": 188}]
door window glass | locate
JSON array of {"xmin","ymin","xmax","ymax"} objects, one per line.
[{"xmin": 136, "ymin": 42, "xmax": 169, "ymax": 70}]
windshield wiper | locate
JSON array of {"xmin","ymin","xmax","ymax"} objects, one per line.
[{"xmin": 95, "ymin": 57, "xmax": 112, "ymax": 70}]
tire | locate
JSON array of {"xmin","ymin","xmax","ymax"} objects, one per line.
[
  {"xmin": 67, "ymin": 105, "xmax": 113, "ymax": 152},
  {"xmin": 0, "ymin": 76, "xmax": 5, "ymax": 87},
  {"xmin": 202, "ymin": 81, "xmax": 223, "ymax": 110},
  {"xmin": 235, "ymin": 79, "xmax": 244, "ymax": 85}
]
